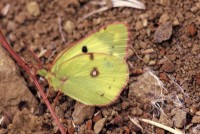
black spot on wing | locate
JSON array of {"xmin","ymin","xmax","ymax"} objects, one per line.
[{"xmin": 82, "ymin": 46, "xmax": 88, "ymax": 53}]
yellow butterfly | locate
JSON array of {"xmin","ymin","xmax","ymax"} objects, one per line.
[{"xmin": 38, "ymin": 23, "xmax": 129, "ymax": 106}]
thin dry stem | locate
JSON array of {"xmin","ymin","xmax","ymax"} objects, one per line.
[
  {"xmin": 58, "ymin": 16, "xmax": 66, "ymax": 43},
  {"xmin": 130, "ymin": 45, "xmax": 144, "ymax": 61},
  {"xmin": 166, "ymin": 74, "xmax": 188, "ymax": 96},
  {"xmin": 138, "ymin": 118, "xmax": 184, "ymax": 134}
]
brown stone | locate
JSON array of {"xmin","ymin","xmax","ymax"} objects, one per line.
[
  {"xmin": 159, "ymin": 72, "xmax": 169, "ymax": 81},
  {"xmin": 154, "ymin": 22, "xmax": 173, "ymax": 43},
  {"xmin": 187, "ymin": 23, "xmax": 197, "ymax": 37},
  {"xmin": 72, "ymin": 102, "xmax": 95, "ymax": 124},
  {"xmin": 161, "ymin": 60, "xmax": 175, "ymax": 73},
  {"xmin": 195, "ymin": 73, "xmax": 200, "ymax": 85},
  {"xmin": 0, "ymin": 46, "xmax": 38, "ymax": 115}
]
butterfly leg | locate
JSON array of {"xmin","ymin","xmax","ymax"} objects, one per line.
[
  {"xmin": 53, "ymin": 90, "xmax": 62, "ymax": 110},
  {"xmin": 28, "ymin": 49, "xmax": 43, "ymax": 66}
]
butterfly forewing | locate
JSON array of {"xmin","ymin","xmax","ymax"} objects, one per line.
[{"xmin": 52, "ymin": 23, "xmax": 129, "ymax": 70}]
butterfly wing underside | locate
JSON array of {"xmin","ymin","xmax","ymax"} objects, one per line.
[
  {"xmin": 52, "ymin": 23, "xmax": 129, "ymax": 70},
  {"xmin": 46, "ymin": 23, "xmax": 129, "ymax": 106},
  {"xmin": 49, "ymin": 53, "xmax": 128, "ymax": 106}
]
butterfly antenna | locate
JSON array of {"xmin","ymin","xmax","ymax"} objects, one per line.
[{"xmin": 28, "ymin": 49, "xmax": 43, "ymax": 67}]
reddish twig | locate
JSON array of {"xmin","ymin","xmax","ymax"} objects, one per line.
[{"xmin": 0, "ymin": 30, "xmax": 66, "ymax": 134}]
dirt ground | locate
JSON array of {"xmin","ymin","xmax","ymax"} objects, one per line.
[{"xmin": 0, "ymin": 0, "xmax": 200, "ymax": 134}]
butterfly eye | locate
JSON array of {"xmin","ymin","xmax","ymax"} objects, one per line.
[{"xmin": 82, "ymin": 46, "xmax": 88, "ymax": 53}]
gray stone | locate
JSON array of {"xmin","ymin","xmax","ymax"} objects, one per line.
[
  {"xmin": 171, "ymin": 108, "xmax": 187, "ymax": 128},
  {"xmin": 0, "ymin": 46, "xmax": 38, "ymax": 115},
  {"xmin": 72, "ymin": 102, "xmax": 95, "ymax": 124}
]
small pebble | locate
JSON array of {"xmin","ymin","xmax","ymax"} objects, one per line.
[
  {"xmin": 72, "ymin": 102, "xmax": 95, "ymax": 124},
  {"xmin": 131, "ymin": 68, "xmax": 144, "ymax": 75},
  {"xmin": 93, "ymin": 18, "xmax": 102, "ymax": 25},
  {"xmin": 64, "ymin": 20, "xmax": 75, "ymax": 34},
  {"xmin": 158, "ymin": 58, "xmax": 167, "ymax": 64},
  {"xmin": 141, "ymin": 48, "xmax": 155, "ymax": 54},
  {"xmin": 172, "ymin": 108, "xmax": 187, "ymax": 128},
  {"xmin": 8, "ymin": 33, "xmax": 16, "ymax": 42},
  {"xmin": 191, "ymin": 115, "xmax": 200, "ymax": 123},
  {"xmin": 155, "ymin": 128, "xmax": 165, "ymax": 134},
  {"xmin": 15, "ymin": 12, "xmax": 27, "ymax": 24},
  {"xmin": 146, "ymin": 28, "xmax": 151, "ymax": 37},
  {"xmin": 159, "ymin": 112, "xmax": 173, "ymax": 127},
  {"xmin": 191, "ymin": 3, "xmax": 200, "ymax": 13},
  {"xmin": 149, "ymin": 60, "xmax": 156, "ymax": 65},
  {"xmin": 190, "ymin": 106, "xmax": 198, "ymax": 115},
  {"xmin": 1, "ymin": 4, "xmax": 10, "ymax": 16},
  {"xmin": 142, "ymin": 19, "xmax": 148, "ymax": 27},
  {"xmin": 131, "ymin": 107, "xmax": 143, "ymax": 116},
  {"xmin": 27, "ymin": 1, "xmax": 40, "ymax": 16},
  {"xmin": 195, "ymin": 73, "xmax": 200, "ymax": 85},
  {"xmin": 114, "ymin": 115, "xmax": 123, "ymax": 126},
  {"xmin": 102, "ymin": 108, "xmax": 110, "ymax": 116},
  {"xmin": 159, "ymin": 49, "xmax": 166, "ymax": 56},
  {"xmin": 44, "ymin": 50, "xmax": 52, "ymax": 58},
  {"xmin": 187, "ymin": 23, "xmax": 197, "ymax": 37},
  {"xmin": 94, "ymin": 118, "xmax": 107, "ymax": 134},
  {"xmin": 154, "ymin": 22, "xmax": 173, "ymax": 43},
  {"xmin": 135, "ymin": 21, "xmax": 143, "ymax": 31},
  {"xmin": 6, "ymin": 21, "xmax": 17, "ymax": 32},
  {"xmin": 173, "ymin": 17, "xmax": 180, "ymax": 26},
  {"xmin": 157, "ymin": 0, "xmax": 171, "ymax": 6},
  {"xmin": 158, "ymin": 13, "xmax": 170, "ymax": 24},
  {"xmin": 191, "ymin": 44, "xmax": 199, "ymax": 54},
  {"xmin": 196, "ymin": 111, "xmax": 200, "ymax": 116},
  {"xmin": 86, "ymin": 120, "xmax": 92, "ymax": 130},
  {"xmin": 143, "ymin": 54, "xmax": 150, "ymax": 64},
  {"xmin": 161, "ymin": 60, "xmax": 175, "ymax": 73},
  {"xmin": 139, "ymin": 42, "xmax": 147, "ymax": 49},
  {"xmin": 159, "ymin": 73, "xmax": 169, "ymax": 81},
  {"xmin": 121, "ymin": 101, "xmax": 129, "ymax": 110}
]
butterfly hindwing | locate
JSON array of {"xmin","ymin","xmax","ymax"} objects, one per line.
[{"xmin": 49, "ymin": 53, "xmax": 129, "ymax": 106}]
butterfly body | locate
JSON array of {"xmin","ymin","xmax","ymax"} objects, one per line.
[{"xmin": 38, "ymin": 23, "xmax": 129, "ymax": 106}]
